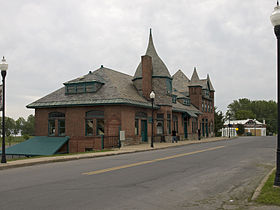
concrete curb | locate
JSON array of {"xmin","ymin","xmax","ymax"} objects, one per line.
[
  {"xmin": 251, "ymin": 167, "xmax": 276, "ymax": 201},
  {"xmin": 0, "ymin": 137, "xmax": 234, "ymax": 170}
]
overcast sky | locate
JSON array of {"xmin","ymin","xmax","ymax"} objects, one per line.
[{"xmin": 0, "ymin": 0, "xmax": 277, "ymax": 119}]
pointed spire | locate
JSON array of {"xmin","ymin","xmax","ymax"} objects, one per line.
[
  {"xmin": 206, "ymin": 74, "xmax": 215, "ymax": 91},
  {"xmin": 145, "ymin": 28, "xmax": 158, "ymax": 56},
  {"xmin": 191, "ymin": 67, "xmax": 200, "ymax": 81}
]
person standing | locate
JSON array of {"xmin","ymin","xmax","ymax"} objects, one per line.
[{"xmin": 172, "ymin": 129, "xmax": 177, "ymax": 143}]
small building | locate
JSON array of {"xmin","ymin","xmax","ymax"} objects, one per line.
[
  {"xmin": 27, "ymin": 30, "xmax": 215, "ymax": 153},
  {"xmin": 222, "ymin": 119, "xmax": 266, "ymax": 137}
]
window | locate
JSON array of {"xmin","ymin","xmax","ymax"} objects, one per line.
[
  {"xmin": 183, "ymin": 98, "xmax": 191, "ymax": 106},
  {"xmin": 76, "ymin": 83, "xmax": 85, "ymax": 93},
  {"xmin": 58, "ymin": 120, "xmax": 65, "ymax": 136},
  {"xmin": 172, "ymin": 115, "xmax": 178, "ymax": 133},
  {"xmin": 166, "ymin": 79, "xmax": 172, "ymax": 94},
  {"xmin": 157, "ymin": 121, "xmax": 164, "ymax": 135},
  {"xmin": 192, "ymin": 118, "xmax": 198, "ymax": 133},
  {"xmin": 86, "ymin": 83, "xmax": 95, "ymax": 92},
  {"xmin": 172, "ymin": 95, "xmax": 177, "ymax": 103},
  {"xmin": 135, "ymin": 119, "xmax": 139, "ymax": 135},
  {"xmin": 65, "ymin": 82, "xmax": 103, "ymax": 94},
  {"xmin": 167, "ymin": 114, "xmax": 171, "ymax": 134},
  {"xmin": 86, "ymin": 120, "xmax": 94, "ymax": 136},
  {"xmin": 48, "ymin": 112, "xmax": 65, "ymax": 136},
  {"xmin": 67, "ymin": 85, "xmax": 76, "ymax": 94},
  {"xmin": 48, "ymin": 120, "xmax": 55, "ymax": 136},
  {"xmin": 135, "ymin": 112, "xmax": 147, "ymax": 136},
  {"xmin": 157, "ymin": 114, "xmax": 164, "ymax": 135},
  {"xmin": 97, "ymin": 119, "xmax": 104, "ymax": 135},
  {"xmin": 85, "ymin": 110, "xmax": 104, "ymax": 136}
]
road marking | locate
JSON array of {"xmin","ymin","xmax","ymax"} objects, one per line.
[{"xmin": 82, "ymin": 145, "xmax": 225, "ymax": 176}]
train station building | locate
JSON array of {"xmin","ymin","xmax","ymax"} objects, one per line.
[{"xmin": 27, "ymin": 31, "xmax": 215, "ymax": 153}]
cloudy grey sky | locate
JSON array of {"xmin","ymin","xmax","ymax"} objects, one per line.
[{"xmin": 0, "ymin": 0, "xmax": 277, "ymax": 119}]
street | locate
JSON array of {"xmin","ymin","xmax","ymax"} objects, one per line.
[{"xmin": 0, "ymin": 136, "xmax": 276, "ymax": 210}]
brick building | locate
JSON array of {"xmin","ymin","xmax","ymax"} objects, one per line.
[{"xmin": 27, "ymin": 30, "xmax": 215, "ymax": 153}]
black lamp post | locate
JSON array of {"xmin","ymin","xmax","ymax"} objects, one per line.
[
  {"xmin": 228, "ymin": 117, "xmax": 231, "ymax": 139},
  {"xmin": 150, "ymin": 91, "xmax": 155, "ymax": 148},
  {"xmin": 0, "ymin": 57, "xmax": 8, "ymax": 164},
  {"xmin": 271, "ymin": 1, "xmax": 280, "ymax": 187}
]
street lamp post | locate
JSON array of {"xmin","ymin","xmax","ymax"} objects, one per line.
[
  {"xmin": 228, "ymin": 118, "xmax": 231, "ymax": 139},
  {"xmin": 150, "ymin": 91, "xmax": 155, "ymax": 148},
  {"xmin": 271, "ymin": 1, "xmax": 280, "ymax": 186},
  {"xmin": 0, "ymin": 57, "xmax": 8, "ymax": 164}
]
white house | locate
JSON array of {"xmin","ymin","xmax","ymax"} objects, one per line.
[{"xmin": 222, "ymin": 119, "xmax": 266, "ymax": 137}]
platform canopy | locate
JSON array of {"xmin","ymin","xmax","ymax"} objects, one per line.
[{"xmin": 0, "ymin": 136, "xmax": 69, "ymax": 156}]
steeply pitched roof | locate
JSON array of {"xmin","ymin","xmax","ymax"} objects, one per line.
[
  {"xmin": 172, "ymin": 69, "xmax": 191, "ymax": 96},
  {"xmin": 133, "ymin": 29, "xmax": 171, "ymax": 80},
  {"xmin": 27, "ymin": 67, "xmax": 153, "ymax": 108},
  {"xmin": 191, "ymin": 67, "xmax": 200, "ymax": 82},
  {"xmin": 207, "ymin": 74, "xmax": 215, "ymax": 91}
]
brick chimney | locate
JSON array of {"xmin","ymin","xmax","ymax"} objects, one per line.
[{"xmin": 141, "ymin": 55, "xmax": 153, "ymax": 100}]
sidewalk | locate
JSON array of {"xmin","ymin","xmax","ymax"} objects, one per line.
[{"xmin": 0, "ymin": 137, "xmax": 231, "ymax": 170}]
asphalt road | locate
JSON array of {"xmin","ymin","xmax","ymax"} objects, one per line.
[{"xmin": 0, "ymin": 136, "xmax": 276, "ymax": 210}]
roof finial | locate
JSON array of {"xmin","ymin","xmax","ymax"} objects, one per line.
[{"xmin": 150, "ymin": 28, "xmax": 152, "ymax": 35}]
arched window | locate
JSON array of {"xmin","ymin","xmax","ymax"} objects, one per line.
[
  {"xmin": 172, "ymin": 115, "xmax": 178, "ymax": 133},
  {"xmin": 157, "ymin": 121, "xmax": 164, "ymax": 135},
  {"xmin": 156, "ymin": 113, "xmax": 164, "ymax": 135},
  {"xmin": 48, "ymin": 112, "xmax": 65, "ymax": 136}
]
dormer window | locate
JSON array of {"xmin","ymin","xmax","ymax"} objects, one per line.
[
  {"xmin": 183, "ymin": 98, "xmax": 191, "ymax": 106},
  {"xmin": 65, "ymin": 82, "xmax": 103, "ymax": 94},
  {"xmin": 172, "ymin": 95, "xmax": 177, "ymax": 103}
]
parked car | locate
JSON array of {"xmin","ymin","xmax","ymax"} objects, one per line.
[{"xmin": 245, "ymin": 132, "xmax": 252, "ymax": 136}]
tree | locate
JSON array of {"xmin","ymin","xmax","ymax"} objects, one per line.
[
  {"xmin": 0, "ymin": 117, "xmax": 16, "ymax": 137},
  {"xmin": 235, "ymin": 110, "xmax": 256, "ymax": 120},
  {"xmin": 214, "ymin": 107, "xmax": 224, "ymax": 137},
  {"xmin": 15, "ymin": 117, "xmax": 25, "ymax": 136},
  {"xmin": 21, "ymin": 114, "xmax": 35, "ymax": 136}
]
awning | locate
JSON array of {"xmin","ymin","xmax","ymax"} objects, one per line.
[
  {"xmin": 0, "ymin": 136, "xmax": 69, "ymax": 156},
  {"xmin": 185, "ymin": 110, "xmax": 198, "ymax": 118}
]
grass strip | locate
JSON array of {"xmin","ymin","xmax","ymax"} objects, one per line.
[{"xmin": 255, "ymin": 170, "xmax": 280, "ymax": 206}]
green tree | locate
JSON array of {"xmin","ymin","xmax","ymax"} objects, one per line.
[
  {"xmin": 0, "ymin": 117, "xmax": 16, "ymax": 137},
  {"xmin": 15, "ymin": 117, "xmax": 25, "ymax": 136},
  {"xmin": 235, "ymin": 110, "xmax": 256, "ymax": 120},
  {"xmin": 21, "ymin": 114, "xmax": 35, "ymax": 136},
  {"xmin": 214, "ymin": 107, "xmax": 224, "ymax": 137}
]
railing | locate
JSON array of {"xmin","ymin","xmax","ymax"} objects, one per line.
[{"xmin": 103, "ymin": 136, "xmax": 119, "ymax": 148}]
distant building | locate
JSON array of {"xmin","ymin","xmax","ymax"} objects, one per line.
[
  {"xmin": 222, "ymin": 119, "xmax": 266, "ymax": 137},
  {"xmin": 27, "ymin": 30, "xmax": 215, "ymax": 153}
]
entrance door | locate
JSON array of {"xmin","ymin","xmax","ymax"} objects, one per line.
[
  {"xmin": 141, "ymin": 120, "xmax": 147, "ymax": 142},
  {"xmin": 206, "ymin": 119, "xmax": 209, "ymax": 137},
  {"xmin": 184, "ymin": 121, "xmax": 188, "ymax": 139},
  {"xmin": 202, "ymin": 119, "xmax": 205, "ymax": 137}
]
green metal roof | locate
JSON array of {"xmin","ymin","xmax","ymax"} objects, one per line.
[{"xmin": 0, "ymin": 136, "xmax": 69, "ymax": 156}]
